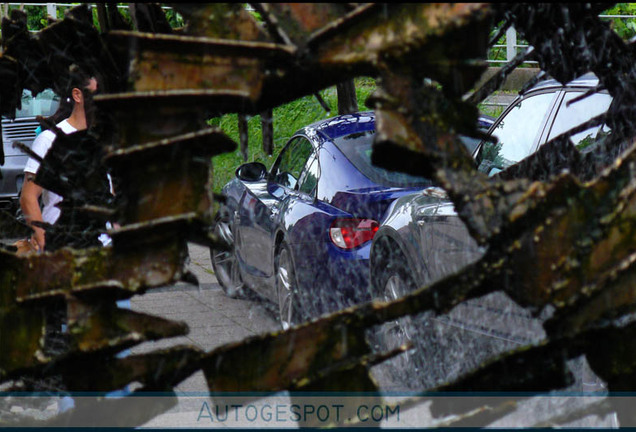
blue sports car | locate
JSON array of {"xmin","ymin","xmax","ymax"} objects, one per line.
[{"xmin": 211, "ymin": 111, "xmax": 437, "ymax": 329}]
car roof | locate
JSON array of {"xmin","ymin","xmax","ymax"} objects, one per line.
[
  {"xmin": 529, "ymin": 72, "xmax": 600, "ymax": 92},
  {"xmin": 300, "ymin": 111, "xmax": 376, "ymax": 141},
  {"xmin": 300, "ymin": 110, "xmax": 495, "ymax": 142}
]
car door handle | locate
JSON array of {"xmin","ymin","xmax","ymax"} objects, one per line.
[
  {"xmin": 417, "ymin": 215, "xmax": 448, "ymax": 225},
  {"xmin": 430, "ymin": 215, "xmax": 448, "ymax": 223}
]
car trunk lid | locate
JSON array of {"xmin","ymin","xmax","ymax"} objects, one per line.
[{"xmin": 331, "ymin": 186, "xmax": 423, "ymax": 220}]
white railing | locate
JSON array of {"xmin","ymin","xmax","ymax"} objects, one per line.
[
  {"xmin": 2, "ymin": 3, "xmax": 173, "ymax": 10},
  {"xmin": 491, "ymin": 14, "xmax": 636, "ymax": 65}
]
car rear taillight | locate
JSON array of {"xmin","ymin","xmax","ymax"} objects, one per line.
[{"xmin": 329, "ymin": 218, "xmax": 379, "ymax": 249}]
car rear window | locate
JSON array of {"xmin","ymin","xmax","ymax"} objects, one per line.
[{"xmin": 332, "ymin": 131, "xmax": 432, "ymax": 188}]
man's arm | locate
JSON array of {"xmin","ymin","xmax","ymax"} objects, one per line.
[{"xmin": 20, "ymin": 172, "xmax": 45, "ymax": 251}]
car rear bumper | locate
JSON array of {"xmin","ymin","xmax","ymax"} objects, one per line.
[{"xmin": 295, "ymin": 241, "xmax": 373, "ymax": 315}]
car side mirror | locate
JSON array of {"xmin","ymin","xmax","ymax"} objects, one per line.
[
  {"xmin": 236, "ymin": 162, "xmax": 267, "ymax": 182},
  {"xmin": 274, "ymin": 171, "xmax": 297, "ymax": 189}
]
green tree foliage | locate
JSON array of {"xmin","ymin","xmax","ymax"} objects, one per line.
[
  {"xmin": 602, "ymin": 3, "xmax": 636, "ymax": 40},
  {"xmin": 164, "ymin": 8, "xmax": 185, "ymax": 28},
  {"xmin": 479, "ymin": 141, "xmax": 504, "ymax": 172},
  {"xmin": 3, "ymin": 3, "xmax": 184, "ymax": 33},
  {"xmin": 23, "ymin": 5, "xmax": 46, "ymax": 31}
]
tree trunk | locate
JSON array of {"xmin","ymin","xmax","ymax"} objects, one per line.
[
  {"xmin": 336, "ymin": 80, "xmax": 358, "ymax": 115},
  {"xmin": 238, "ymin": 114, "xmax": 249, "ymax": 162},
  {"xmin": 128, "ymin": 3, "xmax": 172, "ymax": 33},
  {"xmin": 96, "ymin": 3, "xmax": 109, "ymax": 32},
  {"xmin": 313, "ymin": 92, "xmax": 331, "ymax": 113},
  {"xmin": 261, "ymin": 109, "xmax": 273, "ymax": 156},
  {"xmin": 128, "ymin": 3, "xmax": 138, "ymax": 30}
]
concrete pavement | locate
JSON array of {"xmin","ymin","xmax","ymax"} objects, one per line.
[
  {"xmin": 129, "ymin": 246, "xmax": 412, "ymax": 428},
  {"xmin": 128, "ymin": 244, "xmax": 414, "ymax": 428},
  {"xmin": 128, "ymin": 244, "xmax": 618, "ymax": 429},
  {"xmin": 129, "ymin": 243, "xmax": 279, "ymax": 395}
]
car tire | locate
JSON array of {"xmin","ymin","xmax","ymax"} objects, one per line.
[
  {"xmin": 275, "ymin": 242, "xmax": 301, "ymax": 330},
  {"xmin": 209, "ymin": 209, "xmax": 246, "ymax": 299},
  {"xmin": 370, "ymin": 246, "xmax": 433, "ymax": 390}
]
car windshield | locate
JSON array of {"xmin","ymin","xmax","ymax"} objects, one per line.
[
  {"xmin": 13, "ymin": 89, "xmax": 59, "ymax": 118},
  {"xmin": 332, "ymin": 131, "xmax": 431, "ymax": 188}
]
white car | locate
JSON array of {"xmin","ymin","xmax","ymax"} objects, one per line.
[
  {"xmin": 1, "ymin": 89, "xmax": 59, "ymax": 212},
  {"xmin": 369, "ymin": 73, "xmax": 612, "ymax": 390}
]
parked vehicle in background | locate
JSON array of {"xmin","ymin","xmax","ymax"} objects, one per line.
[
  {"xmin": 368, "ymin": 73, "xmax": 612, "ymax": 390},
  {"xmin": 1, "ymin": 89, "xmax": 59, "ymax": 212},
  {"xmin": 461, "ymin": 114, "xmax": 495, "ymax": 153},
  {"xmin": 477, "ymin": 73, "xmax": 611, "ymax": 175}
]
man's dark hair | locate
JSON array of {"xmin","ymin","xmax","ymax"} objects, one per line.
[{"xmin": 60, "ymin": 64, "xmax": 94, "ymax": 101}]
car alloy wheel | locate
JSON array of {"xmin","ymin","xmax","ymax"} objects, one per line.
[
  {"xmin": 276, "ymin": 243, "xmax": 299, "ymax": 330},
  {"xmin": 370, "ymin": 249, "xmax": 429, "ymax": 389},
  {"xmin": 383, "ymin": 273, "xmax": 416, "ymax": 343},
  {"xmin": 379, "ymin": 270, "xmax": 418, "ymax": 368},
  {"xmin": 210, "ymin": 214, "xmax": 245, "ymax": 298}
]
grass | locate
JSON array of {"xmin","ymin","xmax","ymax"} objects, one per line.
[
  {"xmin": 210, "ymin": 77, "xmax": 378, "ymax": 194},
  {"xmin": 478, "ymin": 104, "xmax": 506, "ymax": 118},
  {"xmin": 477, "ymin": 89, "xmax": 516, "ymax": 118}
]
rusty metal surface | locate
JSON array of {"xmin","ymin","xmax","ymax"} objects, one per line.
[
  {"xmin": 202, "ymin": 310, "xmax": 374, "ymax": 392},
  {"xmin": 108, "ymin": 31, "xmax": 295, "ymax": 99},
  {"xmin": 173, "ymin": 3, "xmax": 269, "ymax": 41},
  {"xmin": 254, "ymin": 3, "xmax": 361, "ymax": 47},
  {"xmin": 2, "ymin": 2, "xmax": 636, "ymax": 427}
]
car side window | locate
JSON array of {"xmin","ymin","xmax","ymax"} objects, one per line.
[
  {"xmin": 546, "ymin": 91, "xmax": 613, "ymax": 147},
  {"xmin": 479, "ymin": 92, "xmax": 556, "ymax": 174},
  {"xmin": 272, "ymin": 137, "xmax": 313, "ymax": 189},
  {"xmin": 298, "ymin": 155, "xmax": 320, "ymax": 196}
]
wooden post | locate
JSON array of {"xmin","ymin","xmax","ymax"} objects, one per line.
[
  {"xmin": 105, "ymin": 3, "xmax": 130, "ymax": 31},
  {"xmin": 128, "ymin": 3, "xmax": 138, "ymax": 30},
  {"xmin": 238, "ymin": 114, "xmax": 249, "ymax": 162},
  {"xmin": 96, "ymin": 3, "xmax": 109, "ymax": 32},
  {"xmin": 261, "ymin": 109, "xmax": 273, "ymax": 156},
  {"xmin": 336, "ymin": 80, "xmax": 358, "ymax": 115},
  {"xmin": 128, "ymin": 3, "xmax": 172, "ymax": 33}
]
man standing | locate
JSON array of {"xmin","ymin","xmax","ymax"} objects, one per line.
[
  {"xmin": 18, "ymin": 66, "xmax": 129, "ymax": 407},
  {"xmin": 20, "ymin": 66, "xmax": 98, "ymax": 252}
]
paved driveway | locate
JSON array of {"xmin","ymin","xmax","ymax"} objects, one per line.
[{"xmin": 130, "ymin": 243, "xmax": 279, "ymax": 395}]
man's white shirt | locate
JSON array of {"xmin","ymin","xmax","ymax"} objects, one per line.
[{"xmin": 24, "ymin": 119, "xmax": 77, "ymax": 225}]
